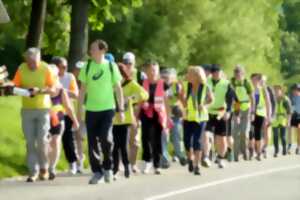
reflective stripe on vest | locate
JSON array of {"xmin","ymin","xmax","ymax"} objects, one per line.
[
  {"xmin": 141, "ymin": 79, "xmax": 167, "ymax": 128},
  {"xmin": 184, "ymin": 82, "xmax": 208, "ymax": 122},
  {"xmin": 208, "ymin": 78, "xmax": 229, "ymax": 115}
]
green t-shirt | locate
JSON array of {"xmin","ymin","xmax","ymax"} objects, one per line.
[{"xmin": 78, "ymin": 59, "xmax": 122, "ymax": 111}]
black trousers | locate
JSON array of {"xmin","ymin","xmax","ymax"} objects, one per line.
[
  {"xmin": 112, "ymin": 125, "xmax": 130, "ymax": 174},
  {"xmin": 86, "ymin": 110, "xmax": 115, "ymax": 173},
  {"xmin": 62, "ymin": 116, "xmax": 77, "ymax": 163},
  {"xmin": 273, "ymin": 126, "xmax": 287, "ymax": 154},
  {"xmin": 141, "ymin": 112, "xmax": 162, "ymax": 169}
]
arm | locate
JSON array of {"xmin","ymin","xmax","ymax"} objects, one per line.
[
  {"xmin": 77, "ymin": 83, "xmax": 86, "ymax": 122},
  {"xmin": 225, "ymin": 84, "xmax": 235, "ymax": 112},
  {"xmin": 67, "ymin": 75, "xmax": 79, "ymax": 99},
  {"xmin": 62, "ymin": 89, "xmax": 79, "ymax": 129},
  {"xmin": 114, "ymin": 82, "xmax": 125, "ymax": 112},
  {"xmin": 263, "ymin": 87, "xmax": 272, "ymax": 122}
]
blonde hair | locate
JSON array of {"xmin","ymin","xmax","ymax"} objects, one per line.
[{"xmin": 188, "ymin": 66, "xmax": 207, "ymax": 84}]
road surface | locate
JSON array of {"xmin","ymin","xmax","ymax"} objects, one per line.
[{"xmin": 1, "ymin": 154, "xmax": 299, "ymax": 200}]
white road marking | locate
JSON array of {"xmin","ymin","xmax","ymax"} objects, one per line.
[{"xmin": 145, "ymin": 164, "xmax": 300, "ymax": 200}]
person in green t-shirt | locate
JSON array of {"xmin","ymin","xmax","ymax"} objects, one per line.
[{"xmin": 77, "ymin": 39, "xmax": 124, "ymax": 185}]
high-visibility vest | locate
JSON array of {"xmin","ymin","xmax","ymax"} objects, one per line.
[
  {"xmin": 184, "ymin": 82, "xmax": 208, "ymax": 123},
  {"xmin": 207, "ymin": 78, "xmax": 229, "ymax": 115},
  {"xmin": 231, "ymin": 78, "xmax": 251, "ymax": 111},
  {"xmin": 256, "ymin": 88, "xmax": 267, "ymax": 117},
  {"xmin": 273, "ymin": 96, "xmax": 289, "ymax": 127},
  {"xmin": 141, "ymin": 79, "xmax": 168, "ymax": 128}
]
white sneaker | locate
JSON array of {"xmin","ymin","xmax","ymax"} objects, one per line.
[
  {"xmin": 77, "ymin": 158, "xmax": 84, "ymax": 173},
  {"xmin": 202, "ymin": 157, "xmax": 212, "ymax": 168},
  {"xmin": 131, "ymin": 164, "xmax": 140, "ymax": 173},
  {"xmin": 143, "ymin": 162, "xmax": 152, "ymax": 174},
  {"xmin": 218, "ymin": 159, "xmax": 226, "ymax": 169},
  {"xmin": 69, "ymin": 162, "xmax": 77, "ymax": 175}
]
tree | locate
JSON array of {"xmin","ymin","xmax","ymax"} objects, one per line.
[
  {"xmin": 26, "ymin": 0, "xmax": 47, "ymax": 48},
  {"xmin": 68, "ymin": 0, "xmax": 89, "ymax": 71}
]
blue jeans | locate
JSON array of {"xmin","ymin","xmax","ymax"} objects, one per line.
[
  {"xmin": 161, "ymin": 132, "xmax": 170, "ymax": 164},
  {"xmin": 170, "ymin": 117, "xmax": 185, "ymax": 158}
]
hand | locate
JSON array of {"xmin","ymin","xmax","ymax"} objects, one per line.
[
  {"xmin": 198, "ymin": 104, "xmax": 205, "ymax": 112},
  {"xmin": 29, "ymin": 87, "xmax": 40, "ymax": 97},
  {"xmin": 223, "ymin": 112, "xmax": 231, "ymax": 121},
  {"xmin": 72, "ymin": 120, "xmax": 80, "ymax": 131},
  {"xmin": 251, "ymin": 113, "xmax": 255, "ymax": 122},
  {"xmin": 119, "ymin": 111, "xmax": 125, "ymax": 123},
  {"xmin": 234, "ymin": 115, "xmax": 241, "ymax": 124}
]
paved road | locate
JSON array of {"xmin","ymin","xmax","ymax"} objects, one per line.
[{"xmin": 1, "ymin": 154, "xmax": 300, "ymax": 200}]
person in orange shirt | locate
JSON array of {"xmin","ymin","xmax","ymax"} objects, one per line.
[{"xmin": 13, "ymin": 48, "xmax": 55, "ymax": 182}]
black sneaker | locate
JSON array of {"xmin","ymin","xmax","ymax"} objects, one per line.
[
  {"xmin": 194, "ymin": 166, "xmax": 201, "ymax": 176},
  {"xmin": 49, "ymin": 172, "xmax": 56, "ymax": 180},
  {"xmin": 179, "ymin": 157, "xmax": 187, "ymax": 166},
  {"xmin": 188, "ymin": 160, "xmax": 194, "ymax": 173},
  {"xmin": 89, "ymin": 172, "xmax": 103, "ymax": 185},
  {"xmin": 154, "ymin": 168, "xmax": 161, "ymax": 175},
  {"xmin": 124, "ymin": 166, "xmax": 130, "ymax": 178},
  {"xmin": 274, "ymin": 153, "xmax": 278, "ymax": 158}
]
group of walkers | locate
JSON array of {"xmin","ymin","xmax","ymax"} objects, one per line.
[{"xmin": 9, "ymin": 39, "xmax": 300, "ymax": 184}]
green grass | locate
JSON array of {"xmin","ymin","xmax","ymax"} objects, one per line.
[{"xmin": 0, "ymin": 96, "xmax": 70, "ymax": 179}]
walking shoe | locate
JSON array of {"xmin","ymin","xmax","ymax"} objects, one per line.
[
  {"xmin": 274, "ymin": 153, "xmax": 278, "ymax": 158},
  {"xmin": 124, "ymin": 165, "xmax": 130, "ymax": 178},
  {"xmin": 48, "ymin": 168, "xmax": 56, "ymax": 181},
  {"xmin": 262, "ymin": 148, "xmax": 267, "ymax": 159},
  {"xmin": 249, "ymin": 148, "xmax": 254, "ymax": 160},
  {"xmin": 202, "ymin": 157, "xmax": 212, "ymax": 168},
  {"xmin": 282, "ymin": 149, "xmax": 287, "ymax": 156},
  {"xmin": 243, "ymin": 152, "xmax": 249, "ymax": 161},
  {"xmin": 104, "ymin": 170, "xmax": 112, "ymax": 183},
  {"xmin": 88, "ymin": 172, "xmax": 103, "ymax": 185},
  {"xmin": 69, "ymin": 162, "xmax": 77, "ymax": 175},
  {"xmin": 188, "ymin": 160, "xmax": 194, "ymax": 172},
  {"xmin": 218, "ymin": 158, "xmax": 226, "ymax": 169},
  {"xmin": 77, "ymin": 158, "xmax": 85, "ymax": 174},
  {"xmin": 154, "ymin": 168, "xmax": 161, "ymax": 175},
  {"xmin": 194, "ymin": 166, "xmax": 201, "ymax": 176},
  {"xmin": 26, "ymin": 174, "xmax": 38, "ymax": 183},
  {"xmin": 161, "ymin": 161, "xmax": 170, "ymax": 169},
  {"xmin": 256, "ymin": 154, "xmax": 262, "ymax": 161},
  {"xmin": 287, "ymin": 144, "xmax": 292, "ymax": 154},
  {"xmin": 39, "ymin": 169, "xmax": 49, "ymax": 181},
  {"xmin": 296, "ymin": 148, "xmax": 300, "ymax": 155},
  {"xmin": 179, "ymin": 157, "xmax": 187, "ymax": 166},
  {"xmin": 113, "ymin": 172, "xmax": 119, "ymax": 181},
  {"xmin": 131, "ymin": 164, "xmax": 139, "ymax": 174},
  {"xmin": 143, "ymin": 162, "xmax": 152, "ymax": 174},
  {"xmin": 226, "ymin": 148, "xmax": 234, "ymax": 162}
]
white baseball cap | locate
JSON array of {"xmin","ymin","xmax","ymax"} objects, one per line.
[{"xmin": 123, "ymin": 52, "xmax": 135, "ymax": 64}]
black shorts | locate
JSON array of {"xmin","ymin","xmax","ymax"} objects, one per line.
[
  {"xmin": 206, "ymin": 114, "xmax": 227, "ymax": 136},
  {"xmin": 291, "ymin": 112, "xmax": 300, "ymax": 128},
  {"xmin": 252, "ymin": 115, "xmax": 265, "ymax": 141},
  {"xmin": 49, "ymin": 122, "xmax": 64, "ymax": 136}
]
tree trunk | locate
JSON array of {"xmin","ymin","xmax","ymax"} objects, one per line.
[
  {"xmin": 68, "ymin": 0, "xmax": 89, "ymax": 74},
  {"xmin": 26, "ymin": 0, "xmax": 47, "ymax": 48}
]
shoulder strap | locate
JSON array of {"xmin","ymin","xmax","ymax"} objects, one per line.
[
  {"xmin": 85, "ymin": 59, "xmax": 92, "ymax": 77},
  {"xmin": 197, "ymin": 84, "xmax": 204, "ymax": 105},
  {"xmin": 186, "ymin": 82, "xmax": 192, "ymax": 100}
]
